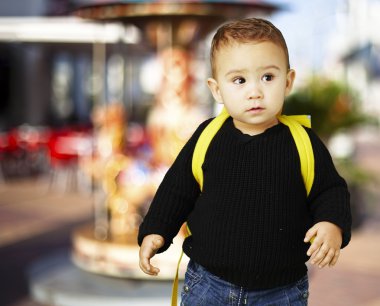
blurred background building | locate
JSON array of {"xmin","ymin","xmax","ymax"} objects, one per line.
[
  {"xmin": 329, "ymin": 0, "xmax": 380, "ymax": 116},
  {"xmin": 0, "ymin": 0, "xmax": 379, "ymax": 306},
  {"xmin": 0, "ymin": 1, "xmax": 146, "ymax": 129}
]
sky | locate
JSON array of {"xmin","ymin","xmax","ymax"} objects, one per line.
[{"xmin": 267, "ymin": 0, "xmax": 342, "ymax": 77}]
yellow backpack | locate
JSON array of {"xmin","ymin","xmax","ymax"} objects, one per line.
[{"xmin": 171, "ymin": 107, "xmax": 315, "ymax": 306}]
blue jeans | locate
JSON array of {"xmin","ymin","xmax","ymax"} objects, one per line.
[{"xmin": 181, "ymin": 260, "xmax": 309, "ymax": 306}]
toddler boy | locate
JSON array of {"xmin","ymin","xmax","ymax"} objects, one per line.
[{"xmin": 138, "ymin": 18, "xmax": 351, "ymax": 305}]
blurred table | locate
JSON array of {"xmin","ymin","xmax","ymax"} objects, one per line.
[
  {"xmin": 71, "ymin": 223, "xmax": 188, "ymax": 279},
  {"xmin": 28, "ymin": 250, "xmax": 182, "ymax": 306}
]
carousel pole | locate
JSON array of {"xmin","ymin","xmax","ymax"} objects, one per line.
[{"xmin": 92, "ymin": 34, "xmax": 109, "ymax": 240}]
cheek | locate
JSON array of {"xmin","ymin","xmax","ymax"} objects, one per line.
[
  {"xmin": 220, "ymin": 88, "xmax": 235, "ymax": 100},
  {"xmin": 272, "ymin": 83, "xmax": 287, "ymax": 97}
]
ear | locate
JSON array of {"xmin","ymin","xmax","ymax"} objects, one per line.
[
  {"xmin": 207, "ymin": 78, "xmax": 223, "ymax": 104},
  {"xmin": 285, "ymin": 69, "xmax": 296, "ymax": 96}
]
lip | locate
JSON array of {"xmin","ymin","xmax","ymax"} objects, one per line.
[{"xmin": 246, "ymin": 107, "xmax": 265, "ymax": 114}]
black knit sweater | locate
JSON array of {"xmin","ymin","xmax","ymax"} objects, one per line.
[{"xmin": 138, "ymin": 117, "xmax": 351, "ymax": 289}]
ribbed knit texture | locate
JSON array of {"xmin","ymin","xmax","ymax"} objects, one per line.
[{"xmin": 138, "ymin": 117, "xmax": 351, "ymax": 290}]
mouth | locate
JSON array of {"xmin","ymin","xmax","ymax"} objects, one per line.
[{"xmin": 247, "ymin": 107, "xmax": 264, "ymax": 113}]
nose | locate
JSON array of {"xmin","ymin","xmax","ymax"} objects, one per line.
[{"xmin": 247, "ymin": 82, "xmax": 263, "ymax": 100}]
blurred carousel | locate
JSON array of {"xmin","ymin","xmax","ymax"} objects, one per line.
[{"xmin": 70, "ymin": 0, "xmax": 280, "ymax": 281}]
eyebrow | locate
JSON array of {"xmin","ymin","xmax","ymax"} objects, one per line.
[
  {"xmin": 225, "ymin": 65, "xmax": 281, "ymax": 77},
  {"xmin": 259, "ymin": 65, "xmax": 281, "ymax": 71},
  {"xmin": 225, "ymin": 69, "xmax": 248, "ymax": 77}
]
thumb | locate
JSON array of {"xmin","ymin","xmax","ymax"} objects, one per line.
[{"xmin": 304, "ymin": 225, "xmax": 318, "ymax": 243}]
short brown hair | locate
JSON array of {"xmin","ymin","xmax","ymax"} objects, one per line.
[{"xmin": 210, "ymin": 18, "xmax": 290, "ymax": 76}]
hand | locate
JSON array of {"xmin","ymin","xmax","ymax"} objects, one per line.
[
  {"xmin": 304, "ymin": 221, "xmax": 342, "ymax": 268},
  {"xmin": 139, "ymin": 234, "xmax": 165, "ymax": 276}
]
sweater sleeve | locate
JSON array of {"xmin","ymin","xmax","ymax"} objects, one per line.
[
  {"xmin": 306, "ymin": 128, "xmax": 352, "ymax": 248},
  {"xmin": 137, "ymin": 119, "xmax": 212, "ymax": 252}
]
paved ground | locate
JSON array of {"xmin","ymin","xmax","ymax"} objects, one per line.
[
  {"xmin": 309, "ymin": 219, "xmax": 380, "ymax": 306},
  {"xmin": 0, "ymin": 127, "xmax": 379, "ymax": 306},
  {"xmin": 0, "ymin": 177, "xmax": 94, "ymax": 306}
]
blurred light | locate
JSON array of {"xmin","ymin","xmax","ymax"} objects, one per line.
[
  {"xmin": 140, "ymin": 56, "xmax": 162, "ymax": 94},
  {"xmin": 0, "ymin": 17, "xmax": 140, "ymax": 44},
  {"xmin": 329, "ymin": 132, "xmax": 355, "ymax": 159}
]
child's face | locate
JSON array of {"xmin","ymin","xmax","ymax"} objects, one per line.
[{"xmin": 208, "ymin": 41, "xmax": 295, "ymax": 135}]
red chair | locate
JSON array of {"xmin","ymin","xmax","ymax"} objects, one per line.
[{"xmin": 47, "ymin": 127, "xmax": 93, "ymax": 192}]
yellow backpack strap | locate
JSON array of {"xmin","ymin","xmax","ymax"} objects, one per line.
[
  {"xmin": 191, "ymin": 109, "xmax": 314, "ymax": 195},
  {"xmin": 277, "ymin": 114, "xmax": 314, "ymax": 196},
  {"xmin": 278, "ymin": 115, "xmax": 315, "ymax": 243},
  {"xmin": 171, "ymin": 225, "xmax": 191, "ymax": 306},
  {"xmin": 192, "ymin": 107, "xmax": 230, "ymax": 191},
  {"xmin": 171, "ymin": 247, "xmax": 185, "ymax": 306}
]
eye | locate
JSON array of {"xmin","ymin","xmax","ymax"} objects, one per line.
[
  {"xmin": 262, "ymin": 74, "xmax": 274, "ymax": 82},
  {"xmin": 233, "ymin": 77, "xmax": 246, "ymax": 85}
]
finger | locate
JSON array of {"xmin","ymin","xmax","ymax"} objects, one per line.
[
  {"xmin": 140, "ymin": 247, "xmax": 154, "ymax": 264},
  {"xmin": 139, "ymin": 260, "xmax": 149, "ymax": 274},
  {"xmin": 139, "ymin": 256, "xmax": 152, "ymax": 273},
  {"xmin": 304, "ymin": 226, "xmax": 318, "ymax": 243},
  {"xmin": 318, "ymin": 248, "xmax": 336, "ymax": 268},
  {"xmin": 329, "ymin": 250, "xmax": 340, "ymax": 267},
  {"xmin": 139, "ymin": 245, "xmax": 156, "ymax": 274},
  {"xmin": 308, "ymin": 246, "xmax": 320, "ymax": 261},
  {"xmin": 306, "ymin": 236, "xmax": 322, "ymax": 257},
  {"xmin": 310, "ymin": 243, "xmax": 329, "ymax": 266},
  {"xmin": 308, "ymin": 246, "xmax": 321, "ymax": 266},
  {"xmin": 139, "ymin": 258, "xmax": 160, "ymax": 276},
  {"xmin": 149, "ymin": 264, "xmax": 160, "ymax": 275}
]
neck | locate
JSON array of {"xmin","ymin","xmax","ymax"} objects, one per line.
[{"xmin": 233, "ymin": 118, "xmax": 279, "ymax": 136}]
